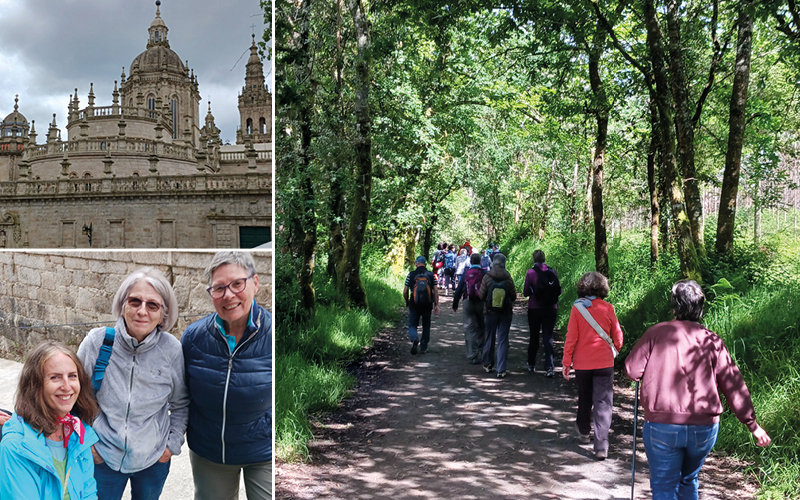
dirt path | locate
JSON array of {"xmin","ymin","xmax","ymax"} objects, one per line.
[{"xmin": 276, "ymin": 301, "xmax": 759, "ymax": 500}]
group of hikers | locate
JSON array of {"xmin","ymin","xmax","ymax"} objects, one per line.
[
  {"xmin": 0, "ymin": 251, "xmax": 272, "ymax": 500},
  {"xmin": 403, "ymin": 243, "xmax": 771, "ymax": 498}
]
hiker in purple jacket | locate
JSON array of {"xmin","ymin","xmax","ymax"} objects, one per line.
[{"xmin": 522, "ymin": 250, "xmax": 561, "ymax": 377}]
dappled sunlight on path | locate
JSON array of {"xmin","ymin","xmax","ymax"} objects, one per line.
[{"xmin": 276, "ymin": 299, "xmax": 752, "ymax": 499}]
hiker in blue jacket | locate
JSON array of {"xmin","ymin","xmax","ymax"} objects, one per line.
[
  {"xmin": 77, "ymin": 267, "xmax": 189, "ymax": 500},
  {"xmin": 0, "ymin": 341, "xmax": 100, "ymax": 500},
  {"xmin": 182, "ymin": 251, "xmax": 272, "ymax": 500}
]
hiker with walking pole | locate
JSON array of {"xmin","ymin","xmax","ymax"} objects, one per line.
[{"xmin": 625, "ymin": 280, "xmax": 771, "ymax": 500}]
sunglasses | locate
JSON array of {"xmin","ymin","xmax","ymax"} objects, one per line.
[{"xmin": 126, "ymin": 297, "xmax": 163, "ymax": 313}]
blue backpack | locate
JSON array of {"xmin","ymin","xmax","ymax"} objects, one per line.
[
  {"xmin": 92, "ymin": 327, "xmax": 116, "ymax": 392},
  {"xmin": 444, "ymin": 252, "xmax": 456, "ymax": 269}
]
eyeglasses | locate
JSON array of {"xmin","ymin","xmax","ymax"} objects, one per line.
[
  {"xmin": 207, "ymin": 275, "xmax": 254, "ymax": 299},
  {"xmin": 126, "ymin": 297, "xmax": 163, "ymax": 313}
]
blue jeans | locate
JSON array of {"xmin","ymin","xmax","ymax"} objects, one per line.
[
  {"xmin": 408, "ymin": 306, "xmax": 432, "ymax": 350},
  {"xmin": 95, "ymin": 459, "xmax": 171, "ymax": 500},
  {"xmin": 482, "ymin": 312, "xmax": 512, "ymax": 373},
  {"xmin": 643, "ymin": 422, "xmax": 719, "ymax": 500}
]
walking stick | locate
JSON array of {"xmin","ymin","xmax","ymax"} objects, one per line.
[{"xmin": 631, "ymin": 380, "xmax": 639, "ymax": 500}]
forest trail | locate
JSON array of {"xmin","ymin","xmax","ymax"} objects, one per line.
[{"xmin": 276, "ymin": 300, "xmax": 757, "ymax": 500}]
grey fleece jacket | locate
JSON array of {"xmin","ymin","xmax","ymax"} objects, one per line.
[
  {"xmin": 478, "ymin": 264, "xmax": 516, "ymax": 315},
  {"xmin": 77, "ymin": 317, "xmax": 189, "ymax": 473}
]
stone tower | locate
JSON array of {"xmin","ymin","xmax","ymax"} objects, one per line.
[
  {"xmin": 237, "ymin": 35, "xmax": 272, "ymax": 145},
  {"xmin": 118, "ymin": 0, "xmax": 201, "ymax": 147}
]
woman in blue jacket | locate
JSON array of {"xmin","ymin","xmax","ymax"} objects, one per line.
[
  {"xmin": 0, "ymin": 341, "xmax": 100, "ymax": 499},
  {"xmin": 182, "ymin": 251, "xmax": 272, "ymax": 500}
]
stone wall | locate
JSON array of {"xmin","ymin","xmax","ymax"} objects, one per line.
[
  {"xmin": 0, "ymin": 173, "xmax": 272, "ymax": 248},
  {"xmin": 0, "ymin": 250, "xmax": 272, "ymax": 358}
]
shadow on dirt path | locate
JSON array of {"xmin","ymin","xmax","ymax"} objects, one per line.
[{"xmin": 276, "ymin": 299, "xmax": 759, "ymax": 500}]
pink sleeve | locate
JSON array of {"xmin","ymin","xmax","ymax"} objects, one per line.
[{"xmin": 562, "ymin": 307, "xmax": 579, "ymax": 368}]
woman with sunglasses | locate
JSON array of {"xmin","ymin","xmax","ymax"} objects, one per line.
[
  {"xmin": 77, "ymin": 267, "xmax": 189, "ymax": 500},
  {"xmin": 181, "ymin": 251, "xmax": 272, "ymax": 500}
]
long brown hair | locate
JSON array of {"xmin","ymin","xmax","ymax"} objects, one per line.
[{"xmin": 15, "ymin": 341, "xmax": 99, "ymax": 436}]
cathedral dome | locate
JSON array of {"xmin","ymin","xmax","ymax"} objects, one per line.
[
  {"xmin": 130, "ymin": 45, "xmax": 186, "ymax": 75},
  {"xmin": 3, "ymin": 96, "xmax": 28, "ymax": 127}
]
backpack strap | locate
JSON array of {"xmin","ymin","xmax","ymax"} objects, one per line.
[
  {"xmin": 574, "ymin": 302, "xmax": 618, "ymax": 358},
  {"xmin": 92, "ymin": 327, "xmax": 116, "ymax": 392}
]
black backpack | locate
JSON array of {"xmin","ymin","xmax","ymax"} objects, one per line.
[
  {"xmin": 413, "ymin": 274, "xmax": 433, "ymax": 305},
  {"xmin": 532, "ymin": 266, "xmax": 562, "ymax": 305}
]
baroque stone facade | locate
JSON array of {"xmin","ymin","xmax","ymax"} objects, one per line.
[
  {"xmin": 0, "ymin": 2, "xmax": 272, "ymax": 249},
  {"xmin": 0, "ymin": 250, "xmax": 272, "ymax": 358}
]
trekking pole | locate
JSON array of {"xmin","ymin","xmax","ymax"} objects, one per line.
[{"xmin": 631, "ymin": 380, "xmax": 639, "ymax": 500}]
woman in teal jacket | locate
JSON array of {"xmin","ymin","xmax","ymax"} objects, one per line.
[{"xmin": 0, "ymin": 341, "xmax": 100, "ymax": 499}]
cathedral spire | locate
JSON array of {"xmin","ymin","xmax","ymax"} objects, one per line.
[{"xmin": 147, "ymin": 0, "xmax": 169, "ymax": 49}]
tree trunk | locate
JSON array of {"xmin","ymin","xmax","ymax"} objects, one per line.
[
  {"xmin": 569, "ymin": 161, "xmax": 580, "ymax": 230},
  {"xmin": 716, "ymin": 0, "xmax": 753, "ymax": 255},
  {"xmin": 539, "ymin": 159, "xmax": 556, "ymax": 240},
  {"xmin": 588, "ymin": 23, "xmax": 609, "ymax": 277},
  {"xmin": 327, "ymin": 0, "xmax": 346, "ymax": 279},
  {"xmin": 644, "ymin": 0, "xmax": 701, "ymax": 281},
  {"xmin": 647, "ymin": 94, "xmax": 661, "ymax": 264},
  {"xmin": 665, "ymin": 0, "xmax": 704, "ymax": 256},
  {"xmin": 337, "ymin": 0, "xmax": 373, "ymax": 309}
]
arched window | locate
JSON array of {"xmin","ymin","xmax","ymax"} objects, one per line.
[
  {"xmin": 171, "ymin": 98, "xmax": 178, "ymax": 139},
  {"xmin": 246, "ymin": 118, "xmax": 253, "ymax": 135},
  {"xmin": 147, "ymin": 96, "xmax": 156, "ymax": 119},
  {"xmin": 259, "ymin": 117, "xmax": 266, "ymax": 135}
]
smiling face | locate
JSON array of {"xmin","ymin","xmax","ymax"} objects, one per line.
[
  {"xmin": 43, "ymin": 352, "xmax": 80, "ymax": 419},
  {"xmin": 210, "ymin": 263, "xmax": 259, "ymax": 333},
  {"xmin": 122, "ymin": 280, "xmax": 164, "ymax": 341}
]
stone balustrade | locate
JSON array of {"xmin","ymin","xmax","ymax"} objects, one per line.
[
  {"xmin": 26, "ymin": 137, "xmax": 193, "ymax": 160},
  {"xmin": 0, "ymin": 172, "xmax": 271, "ymax": 199}
]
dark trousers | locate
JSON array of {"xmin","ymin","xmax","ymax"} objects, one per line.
[
  {"xmin": 527, "ymin": 308, "xmax": 557, "ymax": 370},
  {"xmin": 575, "ymin": 367, "xmax": 614, "ymax": 453},
  {"xmin": 408, "ymin": 306, "xmax": 433, "ymax": 350}
]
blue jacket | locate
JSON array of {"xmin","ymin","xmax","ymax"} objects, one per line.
[
  {"xmin": 181, "ymin": 301, "xmax": 272, "ymax": 466},
  {"xmin": 0, "ymin": 413, "xmax": 99, "ymax": 500}
]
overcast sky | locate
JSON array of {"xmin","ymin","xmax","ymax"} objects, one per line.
[{"xmin": 0, "ymin": 0, "xmax": 272, "ymax": 145}]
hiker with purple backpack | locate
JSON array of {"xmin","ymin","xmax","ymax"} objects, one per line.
[
  {"xmin": 452, "ymin": 253, "xmax": 487, "ymax": 365},
  {"xmin": 522, "ymin": 250, "xmax": 562, "ymax": 377}
]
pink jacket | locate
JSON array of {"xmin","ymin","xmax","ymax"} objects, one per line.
[
  {"xmin": 562, "ymin": 298, "xmax": 623, "ymax": 371},
  {"xmin": 625, "ymin": 320, "xmax": 758, "ymax": 430}
]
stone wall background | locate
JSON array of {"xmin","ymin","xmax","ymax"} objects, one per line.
[{"xmin": 0, "ymin": 250, "xmax": 271, "ymax": 359}]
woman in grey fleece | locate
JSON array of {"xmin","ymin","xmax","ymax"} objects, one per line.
[{"xmin": 77, "ymin": 267, "xmax": 189, "ymax": 500}]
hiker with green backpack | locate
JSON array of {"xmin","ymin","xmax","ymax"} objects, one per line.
[{"xmin": 478, "ymin": 253, "xmax": 517, "ymax": 378}]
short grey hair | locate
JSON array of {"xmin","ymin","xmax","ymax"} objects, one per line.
[
  {"xmin": 576, "ymin": 272, "xmax": 610, "ymax": 299},
  {"xmin": 112, "ymin": 267, "xmax": 178, "ymax": 332},
  {"xmin": 671, "ymin": 280, "xmax": 705, "ymax": 321},
  {"xmin": 492, "ymin": 253, "xmax": 506, "ymax": 268},
  {"xmin": 205, "ymin": 251, "xmax": 258, "ymax": 285}
]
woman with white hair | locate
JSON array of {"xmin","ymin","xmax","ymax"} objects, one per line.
[{"xmin": 77, "ymin": 267, "xmax": 189, "ymax": 500}]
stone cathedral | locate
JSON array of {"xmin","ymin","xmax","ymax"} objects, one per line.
[{"xmin": 0, "ymin": 2, "xmax": 272, "ymax": 248}]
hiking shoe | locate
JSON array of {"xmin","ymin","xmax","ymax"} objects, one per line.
[
  {"xmin": 574, "ymin": 423, "xmax": 591, "ymax": 443},
  {"xmin": 483, "ymin": 364, "xmax": 493, "ymax": 373},
  {"xmin": 411, "ymin": 340, "xmax": 419, "ymax": 355},
  {"xmin": 419, "ymin": 348, "xmax": 427, "ymax": 354},
  {"xmin": 595, "ymin": 450, "xmax": 607, "ymax": 461},
  {"xmin": 545, "ymin": 367, "xmax": 554, "ymax": 378},
  {"xmin": 496, "ymin": 371, "xmax": 507, "ymax": 378},
  {"xmin": 527, "ymin": 364, "xmax": 535, "ymax": 372}
]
